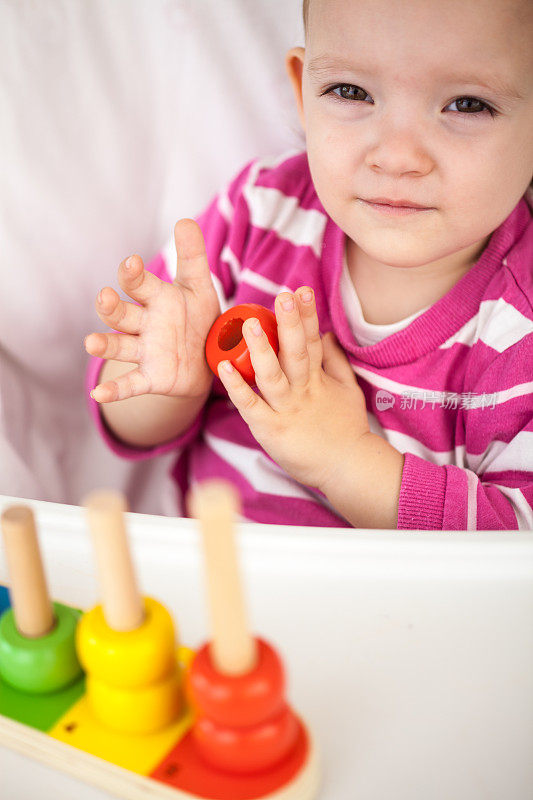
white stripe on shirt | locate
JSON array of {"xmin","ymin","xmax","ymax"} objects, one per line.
[
  {"xmin": 162, "ymin": 236, "xmax": 176, "ymax": 279},
  {"xmin": 210, "ymin": 273, "xmax": 231, "ymax": 312},
  {"xmin": 483, "ymin": 483, "xmax": 533, "ymax": 530},
  {"xmin": 217, "ymin": 191, "xmax": 233, "ymax": 223},
  {"xmin": 221, "ymin": 245, "xmax": 242, "ymax": 284},
  {"xmin": 244, "ymin": 182, "xmax": 327, "ymax": 258},
  {"xmin": 466, "ymin": 430, "xmax": 533, "ymax": 475},
  {"xmin": 368, "ymin": 413, "xmax": 458, "ymax": 465},
  {"xmin": 441, "ymin": 299, "xmax": 533, "ymax": 352},
  {"xmin": 239, "ymin": 268, "xmax": 293, "ymax": 298},
  {"xmin": 466, "ymin": 469, "xmax": 478, "ymax": 530},
  {"xmin": 205, "ymin": 432, "xmax": 312, "ymax": 500},
  {"xmin": 353, "ymin": 365, "xmax": 533, "ymax": 410}
]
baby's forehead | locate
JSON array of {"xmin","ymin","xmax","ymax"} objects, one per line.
[
  {"xmin": 306, "ymin": 0, "xmax": 532, "ymax": 38},
  {"xmin": 305, "ymin": 0, "xmax": 533, "ymax": 80}
]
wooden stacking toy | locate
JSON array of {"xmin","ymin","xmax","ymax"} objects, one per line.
[
  {"xmin": 205, "ymin": 303, "xmax": 279, "ymax": 385},
  {"xmin": 0, "ymin": 506, "xmax": 82, "ymax": 695},
  {"xmin": 186, "ymin": 482, "xmax": 305, "ymax": 775},
  {"xmin": 77, "ymin": 490, "xmax": 183, "ymax": 735},
  {"xmin": 0, "ymin": 483, "xmax": 319, "ymax": 800}
]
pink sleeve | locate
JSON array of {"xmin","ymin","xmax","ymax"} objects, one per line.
[
  {"xmin": 85, "ymin": 159, "xmax": 257, "ymax": 460},
  {"xmin": 398, "ymin": 336, "xmax": 533, "ymax": 530}
]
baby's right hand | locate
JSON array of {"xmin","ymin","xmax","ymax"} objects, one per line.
[{"xmin": 85, "ymin": 218, "xmax": 221, "ymax": 403}]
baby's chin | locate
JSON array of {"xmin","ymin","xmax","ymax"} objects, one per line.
[{"xmin": 346, "ymin": 228, "xmax": 448, "ymax": 270}]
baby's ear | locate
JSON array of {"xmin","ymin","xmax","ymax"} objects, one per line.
[{"xmin": 285, "ymin": 47, "xmax": 306, "ymax": 131}]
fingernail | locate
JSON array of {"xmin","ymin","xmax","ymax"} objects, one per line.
[
  {"xmin": 97, "ymin": 290, "xmax": 103, "ymax": 304},
  {"xmin": 281, "ymin": 297, "xmax": 294, "ymax": 312},
  {"xmin": 249, "ymin": 318, "xmax": 262, "ymax": 336},
  {"xmin": 301, "ymin": 290, "xmax": 313, "ymax": 303},
  {"xmin": 220, "ymin": 360, "xmax": 234, "ymax": 373},
  {"xmin": 125, "ymin": 256, "xmax": 134, "ymax": 270}
]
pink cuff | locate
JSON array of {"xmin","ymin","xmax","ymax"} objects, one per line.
[{"xmin": 397, "ymin": 453, "xmax": 447, "ymax": 530}]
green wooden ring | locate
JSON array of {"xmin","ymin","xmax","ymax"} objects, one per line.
[{"xmin": 0, "ymin": 602, "xmax": 82, "ymax": 694}]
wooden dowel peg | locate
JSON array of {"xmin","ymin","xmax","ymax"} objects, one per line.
[
  {"xmin": 1, "ymin": 505, "xmax": 55, "ymax": 638},
  {"xmin": 189, "ymin": 480, "xmax": 257, "ymax": 676},
  {"xmin": 83, "ymin": 490, "xmax": 144, "ymax": 632}
]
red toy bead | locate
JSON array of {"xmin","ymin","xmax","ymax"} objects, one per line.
[
  {"xmin": 186, "ymin": 637, "xmax": 300, "ymax": 774},
  {"xmin": 186, "ymin": 638, "xmax": 285, "ymax": 728},
  {"xmin": 205, "ymin": 304, "xmax": 279, "ymax": 386},
  {"xmin": 192, "ymin": 704, "xmax": 299, "ymax": 774}
]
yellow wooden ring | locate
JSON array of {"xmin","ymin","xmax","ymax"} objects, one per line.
[
  {"xmin": 76, "ymin": 597, "xmax": 177, "ymax": 689},
  {"xmin": 87, "ymin": 666, "xmax": 183, "ymax": 734}
]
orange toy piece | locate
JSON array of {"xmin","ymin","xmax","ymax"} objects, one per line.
[
  {"xmin": 205, "ymin": 304, "xmax": 279, "ymax": 385},
  {"xmin": 192, "ymin": 704, "xmax": 300, "ymax": 775},
  {"xmin": 187, "ymin": 637, "xmax": 285, "ymax": 726},
  {"xmin": 187, "ymin": 637, "xmax": 300, "ymax": 773}
]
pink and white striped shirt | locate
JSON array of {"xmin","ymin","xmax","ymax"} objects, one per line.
[{"xmin": 87, "ymin": 151, "xmax": 533, "ymax": 530}]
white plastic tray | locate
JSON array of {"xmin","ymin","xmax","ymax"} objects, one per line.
[{"xmin": 1, "ymin": 496, "xmax": 532, "ymax": 800}]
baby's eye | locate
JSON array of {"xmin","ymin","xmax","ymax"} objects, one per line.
[
  {"xmin": 447, "ymin": 96, "xmax": 496, "ymax": 116},
  {"xmin": 326, "ymin": 84, "xmax": 370, "ymax": 102},
  {"xmin": 323, "ymin": 85, "xmax": 497, "ymax": 117}
]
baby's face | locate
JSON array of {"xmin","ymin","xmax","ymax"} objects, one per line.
[{"xmin": 288, "ymin": 0, "xmax": 533, "ymax": 268}]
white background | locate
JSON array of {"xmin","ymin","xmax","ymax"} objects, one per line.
[{"xmin": 0, "ymin": 0, "xmax": 304, "ymax": 514}]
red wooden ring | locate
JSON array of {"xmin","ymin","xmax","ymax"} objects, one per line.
[
  {"xmin": 186, "ymin": 638, "xmax": 285, "ymax": 728},
  {"xmin": 205, "ymin": 304, "xmax": 279, "ymax": 386},
  {"xmin": 192, "ymin": 704, "xmax": 299, "ymax": 774}
]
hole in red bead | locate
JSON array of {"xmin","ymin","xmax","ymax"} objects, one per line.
[{"xmin": 218, "ymin": 318, "xmax": 244, "ymax": 351}]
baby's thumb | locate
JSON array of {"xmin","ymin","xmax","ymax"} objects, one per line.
[
  {"xmin": 173, "ymin": 218, "xmax": 214, "ymax": 295},
  {"xmin": 321, "ymin": 332, "xmax": 356, "ymax": 385}
]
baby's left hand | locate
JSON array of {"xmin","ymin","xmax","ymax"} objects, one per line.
[{"xmin": 217, "ymin": 287, "xmax": 371, "ymax": 492}]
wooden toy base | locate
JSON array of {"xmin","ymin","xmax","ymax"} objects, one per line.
[
  {"xmin": 0, "ymin": 590, "xmax": 319, "ymax": 800},
  {"xmin": 0, "ymin": 710, "xmax": 320, "ymax": 800}
]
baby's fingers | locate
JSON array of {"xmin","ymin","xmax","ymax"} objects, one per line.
[
  {"xmin": 295, "ymin": 287, "xmax": 322, "ymax": 373},
  {"xmin": 85, "ymin": 332, "xmax": 141, "ymax": 364},
  {"xmin": 96, "ymin": 286, "xmax": 143, "ymax": 334},
  {"xmin": 117, "ymin": 254, "xmax": 166, "ymax": 305},
  {"xmin": 321, "ymin": 332, "xmax": 356, "ymax": 385},
  {"xmin": 90, "ymin": 367, "xmax": 151, "ymax": 403},
  {"xmin": 217, "ymin": 360, "xmax": 269, "ymax": 428}
]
